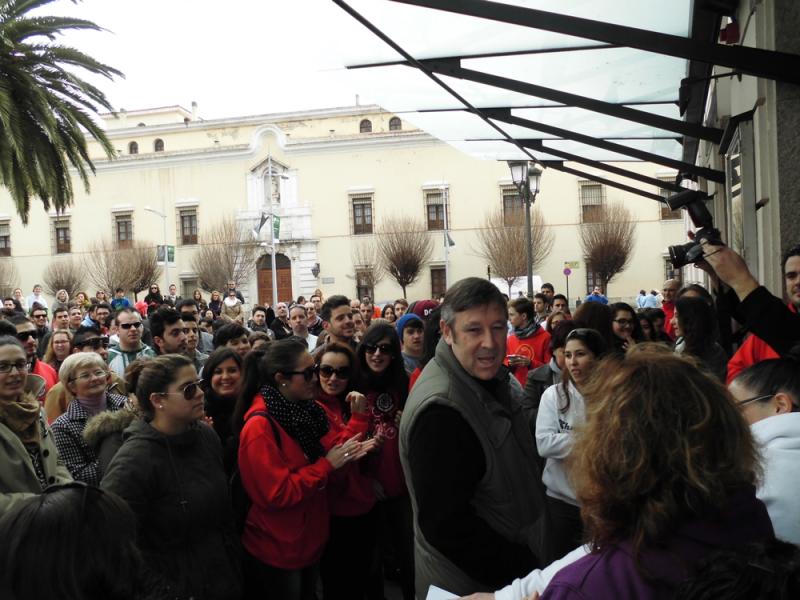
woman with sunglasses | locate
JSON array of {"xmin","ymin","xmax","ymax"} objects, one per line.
[
  {"xmin": 609, "ymin": 302, "xmax": 644, "ymax": 355},
  {"xmin": 202, "ymin": 347, "xmax": 243, "ymax": 475},
  {"xmin": 50, "ymin": 353, "xmax": 126, "ymax": 486},
  {"xmin": 671, "ymin": 295, "xmax": 728, "ymax": 382},
  {"xmin": 101, "ymin": 354, "xmax": 241, "ymax": 600},
  {"xmin": 233, "ymin": 340, "xmax": 369, "ymax": 600},
  {"xmin": 356, "ymin": 323, "xmax": 415, "ymax": 600},
  {"xmin": 729, "ymin": 357, "xmax": 800, "ymax": 545},
  {"xmin": 315, "ymin": 342, "xmax": 379, "ymax": 599},
  {"xmin": 0, "ymin": 335, "xmax": 72, "ymax": 514},
  {"xmin": 536, "ymin": 327, "xmax": 607, "ymax": 558},
  {"xmin": 143, "ymin": 283, "xmax": 164, "ymax": 308},
  {"xmin": 42, "ymin": 329, "xmax": 72, "ymax": 373}
]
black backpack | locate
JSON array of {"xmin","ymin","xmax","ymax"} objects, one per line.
[{"xmin": 229, "ymin": 411, "xmax": 282, "ymax": 534}]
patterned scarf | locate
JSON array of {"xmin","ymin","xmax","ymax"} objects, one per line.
[
  {"xmin": 260, "ymin": 384, "xmax": 329, "ymax": 462},
  {"xmin": 514, "ymin": 320, "xmax": 540, "ymax": 340},
  {"xmin": 0, "ymin": 392, "xmax": 41, "ymax": 444}
]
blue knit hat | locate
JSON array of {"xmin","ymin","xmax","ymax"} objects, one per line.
[{"xmin": 396, "ymin": 313, "xmax": 423, "ymax": 341}]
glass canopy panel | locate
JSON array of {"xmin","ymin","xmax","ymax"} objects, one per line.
[
  {"xmin": 344, "ymin": 65, "xmax": 466, "ymax": 111},
  {"xmin": 464, "ymin": 47, "xmax": 685, "ymax": 104},
  {"xmin": 333, "ymin": 0, "xmax": 692, "ymax": 67},
  {"xmin": 544, "ymin": 138, "xmax": 684, "ymax": 161},
  {"xmin": 396, "ymin": 111, "xmax": 506, "ymax": 141},
  {"xmin": 508, "ymin": 103, "xmax": 682, "ymax": 139},
  {"xmin": 446, "ymin": 140, "xmax": 560, "ymax": 162}
]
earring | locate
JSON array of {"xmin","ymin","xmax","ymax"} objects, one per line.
[{"xmin": 158, "ymin": 404, "xmax": 164, "ymax": 409}]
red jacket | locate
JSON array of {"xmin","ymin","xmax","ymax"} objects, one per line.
[
  {"xmin": 238, "ymin": 394, "xmax": 335, "ymax": 570},
  {"xmin": 726, "ymin": 303, "xmax": 796, "ymax": 383},
  {"xmin": 363, "ymin": 388, "xmax": 407, "ymax": 499},
  {"xmin": 32, "ymin": 359, "xmax": 58, "ymax": 397},
  {"xmin": 662, "ymin": 301, "xmax": 676, "ymax": 340},
  {"xmin": 316, "ymin": 393, "xmax": 376, "ymax": 517},
  {"xmin": 505, "ymin": 328, "xmax": 552, "ymax": 386}
]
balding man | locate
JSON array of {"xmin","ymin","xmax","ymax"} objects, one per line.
[{"xmin": 661, "ymin": 279, "xmax": 680, "ymax": 339}]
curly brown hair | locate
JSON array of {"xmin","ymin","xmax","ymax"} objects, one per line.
[{"xmin": 572, "ymin": 350, "xmax": 760, "ymax": 567}]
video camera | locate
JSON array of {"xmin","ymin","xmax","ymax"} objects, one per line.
[{"xmin": 666, "ymin": 189, "xmax": 723, "ymax": 269}]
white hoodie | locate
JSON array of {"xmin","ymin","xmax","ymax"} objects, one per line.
[
  {"xmin": 535, "ymin": 380, "xmax": 585, "ymax": 505},
  {"xmin": 751, "ymin": 412, "xmax": 800, "ymax": 545}
]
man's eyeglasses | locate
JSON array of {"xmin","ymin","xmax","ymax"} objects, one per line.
[
  {"xmin": 69, "ymin": 369, "xmax": 107, "ymax": 383},
  {"xmin": 119, "ymin": 321, "xmax": 143, "ymax": 330},
  {"xmin": 317, "ymin": 365, "xmax": 351, "ymax": 379},
  {"xmin": 736, "ymin": 394, "xmax": 774, "ymax": 407},
  {"xmin": 364, "ymin": 343, "xmax": 393, "ymax": 355},
  {"xmin": 16, "ymin": 330, "xmax": 38, "ymax": 341},
  {"xmin": 80, "ymin": 337, "xmax": 109, "ymax": 350},
  {"xmin": 0, "ymin": 360, "xmax": 28, "ymax": 374},
  {"xmin": 282, "ymin": 366, "xmax": 317, "ymax": 382},
  {"xmin": 159, "ymin": 379, "xmax": 204, "ymax": 401}
]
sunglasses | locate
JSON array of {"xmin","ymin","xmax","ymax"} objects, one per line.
[
  {"xmin": 33, "ymin": 313, "xmax": 48, "ymax": 319},
  {"xmin": 317, "ymin": 364, "xmax": 351, "ymax": 379},
  {"xmin": 16, "ymin": 330, "xmax": 38, "ymax": 341},
  {"xmin": 80, "ymin": 337, "xmax": 109, "ymax": 350},
  {"xmin": 613, "ymin": 318, "xmax": 634, "ymax": 327},
  {"xmin": 283, "ymin": 366, "xmax": 317, "ymax": 382},
  {"xmin": 160, "ymin": 379, "xmax": 204, "ymax": 401},
  {"xmin": 364, "ymin": 343, "xmax": 393, "ymax": 355},
  {"xmin": 736, "ymin": 394, "xmax": 774, "ymax": 407},
  {"xmin": 119, "ymin": 321, "xmax": 143, "ymax": 330}
]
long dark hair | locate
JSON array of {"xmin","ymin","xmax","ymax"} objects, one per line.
[
  {"xmin": 232, "ymin": 339, "xmax": 308, "ymax": 433},
  {"xmin": 560, "ymin": 327, "xmax": 607, "ymax": 413},
  {"xmin": 609, "ymin": 302, "xmax": 644, "ymax": 344},
  {"xmin": 314, "ymin": 342, "xmax": 358, "ymax": 398},
  {"xmin": 733, "ymin": 357, "xmax": 800, "ymax": 410},
  {"xmin": 202, "ymin": 348, "xmax": 243, "ymax": 400},
  {"xmin": 573, "ymin": 301, "xmax": 614, "ymax": 349},
  {"xmin": 675, "ymin": 296, "xmax": 718, "ymax": 358},
  {"xmin": 127, "ymin": 354, "xmax": 193, "ymax": 418},
  {"xmin": 356, "ymin": 323, "xmax": 409, "ymax": 405}
]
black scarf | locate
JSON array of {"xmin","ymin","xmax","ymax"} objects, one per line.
[
  {"xmin": 513, "ymin": 320, "xmax": 540, "ymax": 339},
  {"xmin": 260, "ymin": 384, "xmax": 329, "ymax": 462}
]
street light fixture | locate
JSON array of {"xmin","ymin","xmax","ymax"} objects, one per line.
[
  {"xmin": 144, "ymin": 205, "xmax": 169, "ymax": 292},
  {"xmin": 507, "ymin": 161, "xmax": 543, "ymax": 298}
]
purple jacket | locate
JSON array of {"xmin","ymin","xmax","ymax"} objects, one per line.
[{"xmin": 541, "ymin": 486, "xmax": 774, "ymax": 600}]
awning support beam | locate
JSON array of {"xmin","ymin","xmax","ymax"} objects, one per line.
[
  {"xmin": 541, "ymin": 161, "xmax": 666, "ymax": 202},
  {"xmin": 392, "ymin": 0, "xmax": 800, "ymax": 85}
]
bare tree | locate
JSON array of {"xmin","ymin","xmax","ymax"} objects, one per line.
[
  {"xmin": 579, "ymin": 202, "xmax": 636, "ymax": 290},
  {"xmin": 84, "ymin": 239, "xmax": 134, "ymax": 295},
  {"xmin": 475, "ymin": 208, "xmax": 555, "ymax": 295},
  {"xmin": 43, "ymin": 258, "xmax": 84, "ymax": 299},
  {"xmin": 375, "ymin": 216, "xmax": 433, "ymax": 297},
  {"xmin": 127, "ymin": 242, "xmax": 163, "ymax": 300},
  {"xmin": 351, "ymin": 238, "xmax": 384, "ymax": 298},
  {"xmin": 0, "ymin": 259, "xmax": 18, "ymax": 297},
  {"xmin": 191, "ymin": 216, "xmax": 260, "ymax": 293}
]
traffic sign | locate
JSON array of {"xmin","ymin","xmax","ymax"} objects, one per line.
[{"xmin": 563, "ymin": 267, "xmax": 572, "ymax": 276}]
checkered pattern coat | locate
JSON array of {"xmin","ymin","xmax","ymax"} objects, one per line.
[{"xmin": 51, "ymin": 393, "xmax": 127, "ymax": 486}]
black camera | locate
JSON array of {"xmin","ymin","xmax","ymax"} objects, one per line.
[{"xmin": 666, "ymin": 189, "xmax": 723, "ymax": 269}]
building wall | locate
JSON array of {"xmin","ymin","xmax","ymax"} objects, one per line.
[{"xmin": 0, "ymin": 105, "xmax": 685, "ymax": 307}]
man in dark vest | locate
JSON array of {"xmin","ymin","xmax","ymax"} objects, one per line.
[{"xmin": 399, "ymin": 277, "xmax": 552, "ymax": 597}]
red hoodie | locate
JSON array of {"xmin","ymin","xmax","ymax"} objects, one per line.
[
  {"xmin": 505, "ymin": 327, "xmax": 552, "ymax": 386},
  {"xmin": 662, "ymin": 300, "xmax": 676, "ymax": 340},
  {"xmin": 239, "ymin": 393, "xmax": 343, "ymax": 570},
  {"xmin": 363, "ymin": 388, "xmax": 407, "ymax": 499},
  {"xmin": 726, "ymin": 303, "xmax": 797, "ymax": 383},
  {"xmin": 316, "ymin": 393, "xmax": 376, "ymax": 517}
]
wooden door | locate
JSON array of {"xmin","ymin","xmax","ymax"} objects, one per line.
[{"xmin": 257, "ymin": 254, "xmax": 293, "ymax": 305}]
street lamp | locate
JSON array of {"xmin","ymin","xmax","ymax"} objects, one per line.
[
  {"xmin": 144, "ymin": 205, "xmax": 169, "ymax": 291},
  {"xmin": 507, "ymin": 161, "xmax": 543, "ymax": 298}
]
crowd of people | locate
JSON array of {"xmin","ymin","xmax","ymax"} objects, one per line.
[{"xmin": 0, "ymin": 241, "xmax": 798, "ymax": 600}]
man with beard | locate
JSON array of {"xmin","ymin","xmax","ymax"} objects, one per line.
[
  {"xmin": 316, "ymin": 295, "xmax": 356, "ymax": 352},
  {"xmin": 149, "ymin": 307, "xmax": 188, "ymax": 356}
]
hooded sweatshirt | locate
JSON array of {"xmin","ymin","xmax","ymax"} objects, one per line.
[{"xmin": 101, "ymin": 419, "xmax": 241, "ymax": 600}]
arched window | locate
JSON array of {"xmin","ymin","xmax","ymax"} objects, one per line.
[
  {"xmin": 154, "ymin": 138, "xmax": 165, "ymax": 152},
  {"xmin": 389, "ymin": 116, "xmax": 401, "ymax": 131},
  {"xmin": 359, "ymin": 119, "xmax": 372, "ymax": 134},
  {"xmin": 128, "ymin": 141, "xmax": 138, "ymax": 155}
]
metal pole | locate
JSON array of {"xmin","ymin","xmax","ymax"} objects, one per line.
[
  {"xmin": 524, "ymin": 185, "xmax": 533, "ymax": 298},
  {"xmin": 268, "ymin": 155, "xmax": 278, "ymax": 308},
  {"xmin": 162, "ymin": 199, "xmax": 169, "ymax": 291},
  {"xmin": 565, "ymin": 274, "xmax": 570, "ymax": 307},
  {"xmin": 442, "ymin": 185, "xmax": 449, "ymax": 287}
]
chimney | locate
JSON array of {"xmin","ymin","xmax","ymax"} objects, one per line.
[
  {"xmin": 191, "ymin": 101, "xmax": 198, "ymax": 121},
  {"xmin": 355, "ymin": 94, "xmax": 360, "ymax": 106}
]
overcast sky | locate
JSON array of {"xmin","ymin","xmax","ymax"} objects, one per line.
[{"xmin": 54, "ymin": 0, "xmax": 376, "ymax": 120}]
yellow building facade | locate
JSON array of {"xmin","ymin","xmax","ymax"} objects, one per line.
[{"xmin": 0, "ymin": 104, "xmax": 687, "ymax": 307}]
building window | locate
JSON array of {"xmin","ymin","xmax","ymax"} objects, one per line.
[
  {"xmin": 425, "ymin": 189, "xmax": 450, "ymax": 231},
  {"xmin": 179, "ymin": 208, "xmax": 198, "ymax": 245},
  {"xmin": 0, "ymin": 222, "xmax": 10, "ymax": 257},
  {"xmin": 502, "ymin": 186, "xmax": 524, "ymax": 226},
  {"xmin": 431, "ymin": 267, "xmax": 447, "ymax": 298},
  {"xmin": 389, "ymin": 116, "xmax": 402, "ymax": 131},
  {"xmin": 128, "ymin": 141, "xmax": 139, "ymax": 155},
  {"xmin": 579, "ymin": 182, "xmax": 605, "ymax": 223},
  {"xmin": 359, "ymin": 119, "xmax": 372, "ymax": 134},
  {"xmin": 355, "ymin": 269, "xmax": 373, "ymax": 301},
  {"xmin": 181, "ymin": 278, "xmax": 199, "ymax": 299},
  {"xmin": 658, "ymin": 178, "xmax": 681, "ymax": 220},
  {"xmin": 154, "ymin": 138, "xmax": 165, "ymax": 152},
  {"xmin": 585, "ymin": 268, "xmax": 602, "ymax": 295},
  {"xmin": 115, "ymin": 214, "xmax": 133, "ymax": 249},
  {"xmin": 664, "ymin": 258, "xmax": 683, "ymax": 284},
  {"xmin": 53, "ymin": 218, "xmax": 71, "ymax": 254},
  {"xmin": 351, "ymin": 193, "xmax": 374, "ymax": 235}
]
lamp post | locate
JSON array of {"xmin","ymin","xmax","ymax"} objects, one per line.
[
  {"xmin": 507, "ymin": 161, "xmax": 542, "ymax": 298},
  {"xmin": 144, "ymin": 205, "xmax": 169, "ymax": 291},
  {"xmin": 266, "ymin": 155, "xmax": 279, "ymax": 307}
]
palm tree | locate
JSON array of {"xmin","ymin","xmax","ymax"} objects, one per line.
[{"xmin": 0, "ymin": 0, "xmax": 122, "ymax": 223}]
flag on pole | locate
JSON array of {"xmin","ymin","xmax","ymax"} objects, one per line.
[
  {"xmin": 444, "ymin": 231, "xmax": 455, "ymax": 248},
  {"xmin": 252, "ymin": 212, "xmax": 269, "ymax": 239}
]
